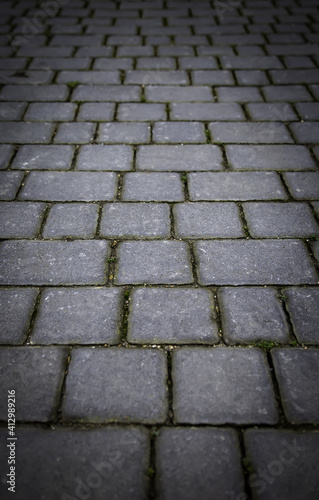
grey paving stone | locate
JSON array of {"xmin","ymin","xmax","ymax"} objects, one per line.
[
  {"xmin": 117, "ymin": 103, "xmax": 166, "ymax": 121},
  {"xmin": 285, "ymin": 288, "xmax": 319, "ymax": 344},
  {"xmin": 152, "ymin": 122, "xmax": 205, "ymax": 143},
  {"xmin": 50, "ymin": 34, "xmax": 103, "ymax": 46},
  {"xmin": 295, "ymin": 103, "xmax": 319, "ymax": 120},
  {"xmin": 20, "ymin": 172, "xmax": 117, "ymax": 201},
  {"xmin": 62, "ymin": 347, "xmax": 167, "ymax": 423},
  {"xmin": 136, "ymin": 57, "xmax": 176, "ymax": 69},
  {"xmin": 57, "ymin": 70, "xmax": 120, "ymax": 84},
  {"xmin": 30, "ymin": 57, "xmax": 92, "ymax": 70},
  {"xmin": 0, "ymin": 240, "xmax": 109, "ymax": 285},
  {"xmin": 195, "ymin": 240, "xmax": 317, "ymax": 285},
  {"xmin": 117, "ymin": 46, "xmax": 154, "ymax": 57},
  {"xmin": 137, "ymin": 145, "xmax": 222, "ymax": 171},
  {"xmin": 0, "ymin": 202, "xmax": 45, "ymax": 238},
  {"xmin": 0, "ymin": 144, "xmax": 14, "ymax": 169},
  {"xmin": 77, "ymin": 103, "xmax": 115, "ymax": 121},
  {"xmin": 313, "ymin": 241, "xmax": 319, "ymax": 263},
  {"xmin": 236, "ymin": 70, "xmax": 269, "ymax": 85},
  {"xmin": 262, "ymin": 85, "xmax": 312, "ymax": 102},
  {"xmin": 284, "ymin": 55, "xmax": 315, "ymax": 68},
  {"xmin": 24, "ymin": 102, "xmax": 76, "ymax": 122},
  {"xmin": 32, "ymin": 288, "xmax": 122, "ymax": 345},
  {"xmin": 209, "ymin": 122, "xmax": 292, "ymax": 144},
  {"xmin": 128, "ymin": 288, "xmax": 218, "ymax": 344},
  {"xmin": 122, "ymin": 173, "xmax": 184, "ymax": 201},
  {"xmin": 192, "ymin": 70, "xmax": 235, "ymax": 85},
  {"xmin": 243, "ymin": 202, "xmax": 319, "ymax": 238},
  {"xmin": 98, "ymin": 122, "xmax": 151, "ymax": 144},
  {"xmin": 216, "ymin": 87, "xmax": 263, "ymax": 102},
  {"xmin": 94, "ymin": 57, "xmax": 134, "ymax": 70},
  {"xmin": 174, "ymin": 202, "xmax": 244, "ymax": 238},
  {"xmin": 221, "ymin": 55, "xmax": 283, "ymax": 69},
  {"xmin": 189, "ymin": 172, "xmax": 287, "ymax": 201},
  {"xmin": 72, "ymin": 85, "xmax": 141, "ymax": 102},
  {"xmin": 125, "ymin": 70, "xmax": 188, "ymax": 85},
  {"xmin": 157, "ymin": 46, "xmax": 194, "ymax": 56},
  {"xmin": 219, "ymin": 287, "xmax": 290, "ymax": 344},
  {"xmin": 245, "ymin": 429, "xmax": 319, "ymax": 500},
  {"xmin": 146, "ymin": 86, "xmax": 213, "ymax": 102},
  {"xmin": 246, "ymin": 103, "xmax": 298, "ymax": 121},
  {"xmin": 283, "ymin": 172, "xmax": 319, "ymax": 200},
  {"xmin": 197, "ymin": 46, "xmax": 234, "ymax": 56},
  {"xmin": 0, "ymin": 427, "xmax": 149, "ymax": 500},
  {"xmin": 171, "ymin": 103, "xmax": 245, "ymax": 120},
  {"xmin": 115, "ymin": 241, "xmax": 192, "ymax": 285},
  {"xmin": 0, "ymin": 347, "xmax": 67, "ymax": 421},
  {"xmin": 173, "ymin": 347, "xmax": 278, "ymax": 424},
  {"xmin": 156, "ymin": 428, "xmax": 245, "ymax": 500},
  {"xmin": 0, "ymin": 84, "xmax": 68, "ymax": 101},
  {"xmin": 11, "ymin": 145, "xmax": 74, "ymax": 171},
  {"xmin": 272, "ymin": 348, "xmax": 319, "ymax": 424},
  {"xmin": 0, "ymin": 172, "xmax": 23, "ymax": 200},
  {"xmin": 76, "ymin": 46, "xmax": 114, "ymax": 57},
  {"xmin": 290, "ymin": 122, "xmax": 319, "ymax": 144},
  {"xmin": 271, "ymin": 69, "xmax": 319, "ymax": 85},
  {"xmin": 313, "ymin": 201, "xmax": 319, "ymax": 216},
  {"xmin": 179, "ymin": 56, "xmax": 218, "ymax": 69},
  {"xmin": 226, "ymin": 145, "xmax": 316, "ymax": 170},
  {"xmin": 77, "ymin": 145, "xmax": 133, "ymax": 171},
  {"xmin": 0, "ymin": 102, "xmax": 26, "ymax": 121},
  {"xmin": 54, "ymin": 122, "xmax": 95, "ymax": 144},
  {"xmin": 0, "ymin": 288, "xmax": 38, "ymax": 344},
  {"xmin": 100, "ymin": 203, "xmax": 170, "ymax": 238},
  {"xmin": 0, "ymin": 122, "xmax": 54, "ymax": 144},
  {"xmin": 43, "ymin": 203, "xmax": 99, "ymax": 239}
]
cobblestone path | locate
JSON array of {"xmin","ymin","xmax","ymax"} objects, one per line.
[{"xmin": 0, "ymin": 0, "xmax": 319, "ymax": 499}]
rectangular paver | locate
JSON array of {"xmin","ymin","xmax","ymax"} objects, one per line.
[{"xmin": 136, "ymin": 145, "xmax": 223, "ymax": 171}]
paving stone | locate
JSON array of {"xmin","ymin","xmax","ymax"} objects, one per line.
[
  {"xmin": 146, "ymin": 86, "xmax": 214, "ymax": 102},
  {"xmin": 0, "ymin": 122, "xmax": 54, "ymax": 144},
  {"xmin": 0, "ymin": 427, "xmax": 149, "ymax": 500},
  {"xmin": 272, "ymin": 348, "xmax": 319, "ymax": 424},
  {"xmin": 156, "ymin": 428, "xmax": 245, "ymax": 500},
  {"xmin": 128, "ymin": 288, "xmax": 218, "ymax": 344},
  {"xmin": 117, "ymin": 103, "xmax": 166, "ymax": 121},
  {"xmin": 0, "ymin": 347, "xmax": 67, "ymax": 421},
  {"xmin": 43, "ymin": 203, "xmax": 99, "ymax": 239},
  {"xmin": 209, "ymin": 122, "xmax": 293, "ymax": 144},
  {"xmin": 125, "ymin": 70, "xmax": 189, "ymax": 85},
  {"xmin": 20, "ymin": 172, "xmax": 117, "ymax": 201},
  {"xmin": 11, "ymin": 145, "xmax": 74, "ymax": 170},
  {"xmin": 57, "ymin": 70, "xmax": 120, "ymax": 84},
  {"xmin": 219, "ymin": 287, "xmax": 290, "ymax": 344},
  {"xmin": 62, "ymin": 347, "xmax": 167, "ymax": 423},
  {"xmin": 295, "ymin": 103, "xmax": 319, "ymax": 120},
  {"xmin": 192, "ymin": 70, "xmax": 235, "ymax": 85},
  {"xmin": 136, "ymin": 57, "xmax": 176, "ymax": 69},
  {"xmin": 247, "ymin": 103, "xmax": 298, "ymax": 121},
  {"xmin": 94, "ymin": 57, "xmax": 134, "ymax": 70},
  {"xmin": 245, "ymin": 429, "xmax": 319, "ymax": 500},
  {"xmin": 235, "ymin": 70, "xmax": 269, "ymax": 85},
  {"xmin": 137, "ymin": 145, "xmax": 222, "ymax": 171},
  {"xmin": 285, "ymin": 288, "xmax": 319, "ymax": 344},
  {"xmin": 290, "ymin": 122, "xmax": 319, "ymax": 144},
  {"xmin": 72, "ymin": 85, "xmax": 141, "ymax": 102},
  {"xmin": 98, "ymin": 122, "xmax": 151, "ymax": 144},
  {"xmin": 75, "ymin": 47, "xmax": 114, "ymax": 57},
  {"xmin": 54, "ymin": 122, "xmax": 95, "ymax": 144},
  {"xmin": 157, "ymin": 46, "xmax": 194, "ymax": 56},
  {"xmin": 122, "ymin": 173, "xmax": 184, "ymax": 201},
  {"xmin": 271, "ymin": 69, "xmax": 319, "ymax": 84},
  {"xmin": 77, "ymin": 102, "xmax": 115, "ymax": 122},
  {"xmin": 152, "ymin": 122, "xmax": 205, "ymax": 143},
  {"xmin": 226, "ymin": 145, "xmax": 316, "ymax": 170},
  {"xmin": 195, "ymin": 240, "xmax": 317, "ymax": 285},
  {"xmin": 24, "ymin": 102, "xmax": 76, "ymax": 122},
  {"xmin": 115, "ymin": 241, "xmax": 192, "ymax": 285},
  {"xmin": 0, "ymin": 172, "xmax": 23, "ymax": 200},
  {"xmin": 32, "ymin": 288, "xmax": 122, "ymax": 345},
  {"xmin": 173, "ymin": 347, "xmax": 278, "ymax": 424},
  {"xmin": 283, "ymin": 172, "xmax": 319, "ymax": 200},
  {"xmin": 0, "ymin": 240, "xmax": 109, "ymax": 285},
  {"xmin": 50, "ymin": 34, "xmax": 103, "ymax": 46},
  {"xmin": 243, "ymin": 202, "xmax": 319, "ymax": 238},
  {"xmin": 0, "ymin": 288, "xmax": 38, "ymax": 344},
  {"xmin": 30, "ymin": 56, "xmax": 92, "ymax": 70},
  {"xmin": 174, "ymin": 202, "xmax": 244, "ymax": 238},
  {"xmin": 263, "ymin": 84, "xmax": 312, "ymax": 101},
  {"xmin": 179, "ymin": 56, "xmax": 218, "ymax": 69},
  {"xmin": 312, "ymin": 201, "xmax": 319, "ymax": 216},
  {"xmin": 189, "ymin": 172, "xmax": 287, "ymax": 201},
  {"xmin": 0, "ymin": 144, "xmax": 14, "ymax": 169},
  {"xmin": 221, "ymin": 55, "xmax": 283, "ymax": 69},
  {"xmin": 0, "ymin": 202, "xmax": 45, "ymax": 238},
  {"xmin": 0, "ymin": 84, "xmax": 68, "ymax": 101},
  {"xmin": 100, "ymin": 203, "xmax": 170, "ymax": 238},
  {"xmin": 216, "ymin": 87, "xmax": 263, "ymax": 102},
  {"xmin": 0, "ymin": 102, "xmax": 26, "ymax": 121},
  {"xmin": 117, "ymin": 46, "xmax": 154, "ymax": 56},
  {"xmin": 77, "ymin": 145, "xmax": 133, "ymax": 171},
  {"xmin": 170, "ymin": 103, "xmax": 245, "ymax": 120},
  {"xmin": 313, "ymin": 241, "xmax": 319, "ymax": 263}
]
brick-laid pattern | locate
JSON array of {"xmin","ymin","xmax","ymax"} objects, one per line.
[{"xmin": 1, "ymin": 0, "xmax": 319, "ymax": 499}]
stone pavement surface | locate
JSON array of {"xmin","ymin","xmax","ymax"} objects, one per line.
[{"xmin": 0, "ymin": 0, "xmax": 319, "ymax": 498}]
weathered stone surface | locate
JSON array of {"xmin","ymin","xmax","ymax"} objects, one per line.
[
  {"xmin": 285, "ymin": 287, "xmax": 319, "ymax": 344},
  {"xmin": 0, "ymin": 288, "xmax": 38, "ymax": 344},
  {"xmin": 136, "ymin": 145, "xmax": 223, "ymax": 171},
  {"xmin": 0, "ymin": 202, "xmax": 45, "ymax": 238}
]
